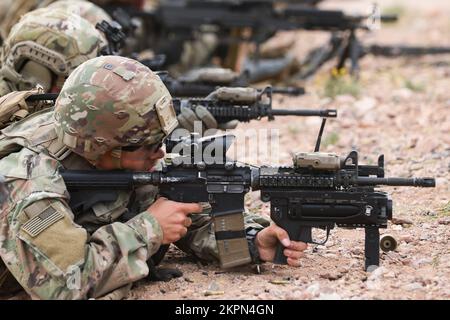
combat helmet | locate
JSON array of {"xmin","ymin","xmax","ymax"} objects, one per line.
[
  {"xmin": 54, "ymin": 55, "xmax": 178, "ymax": 164},
  {"xmin": 46, "ymin": 0, "xmax": 113, "ymax": 26},
  {"xmin": 0, "ymin": 8, "xmax": 107, "ymax": 93}
]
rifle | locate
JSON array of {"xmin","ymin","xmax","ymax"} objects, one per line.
[
  {"xmin": 25, "ymin": 86, "xmax": 336, "ymax": 126},
  {"xmin": 60, "ymin": 122, "xmax": 435, "ymax": 270},
  {"xmin": 158, "ymin": 71, "xmax": 305, "ymax": 97}
]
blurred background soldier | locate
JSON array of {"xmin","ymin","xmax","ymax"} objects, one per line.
[
  {"xmin": 0, "ymin": 8, "xmax": 107, "ymax": 127},
  {"xmin": 0, "ymin": 0, "xmax": 57, "ymax": 43}
]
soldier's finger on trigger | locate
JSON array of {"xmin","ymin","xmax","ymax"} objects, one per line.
[
  {"xmin": 184, "ymin": 217, "xmax": 192, "ymax": 227},
  {"xmin": 177, "ymin": 202, "xmax": 203, "ymax": 214}
]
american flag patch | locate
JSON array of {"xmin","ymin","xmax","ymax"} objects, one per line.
[{"xmin": 21, "ymin": 206, "xmax": 64, "ymax": 237}]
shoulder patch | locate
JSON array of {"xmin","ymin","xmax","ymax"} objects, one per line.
[{"xmin": 21, "ymin": 204, "xmax": 64, "ymax": 237}]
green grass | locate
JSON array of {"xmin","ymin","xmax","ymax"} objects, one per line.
[
  {"xmin": 382, "ymin": 5, "xmax": 406, "ymax": 18},
  {"xmin": 404, "ymin": 79, "xmax": 426, "ymax": 92},
  {"xmin": 323, "ymin": 69, "xmax": 361, "ymax": 99},
  {"xmin": 288, "ymin": 125, "xmax": 300, "ymax": 136},
  {"xmin": 322, "ymin": 132, "xmax": 339, "ymax": 147},
  {"xmin": 438, "ymin": 201, "xmax": 450, "ymax": 217}
]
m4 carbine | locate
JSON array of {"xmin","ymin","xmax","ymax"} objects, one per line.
[
  {"xmin": 172, "ymin": 86, "xmax": 335, "ymax": 124},
  {"xmin": 158, "ymin": 71, "xmax": 305, "ymax": 98},
  {"xmin": 61, "ymin": 133, "xmax": 435, "ymax": 271},
  {"xmin": 25, "ymin": 86, "xmax": 336, "ymax": 126}
]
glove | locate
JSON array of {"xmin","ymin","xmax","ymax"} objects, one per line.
[{"xmin": 176, "ymin": 103, "xmax": 239, "ymax": 134}]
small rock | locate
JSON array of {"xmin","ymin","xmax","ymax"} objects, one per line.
[
  {"xmin": 419, "ymin": 234, "xmax": 429, "ymax": 241},
  {"xmin": 286, "ymin": 290, "xmax": 312, "ymax": 300},
  {"xmin": 421, "ymin": 210, "xmax": 437, "ymax": 217},
  {"xmin": 320, "ymin": 272, "xmax": 342, "ymax": 281},
  {"xmin": 204, "ymin": 290, "xmax": 225, "ymax": 297},
  {"xmin": 366, "ymin": 265, "xmax": 379, "ymax": 273},
  {"xmin": 438, "ymin": 217, "xmax": 450, "ymax": 225},
  {"xmin": 201, "ymin": 271, "xmax": 208, "ymax": 276},
  {"xmin": 391, "ymin": 224, "xmax": 403, "ymax": 231},
  {"xmin": 403, "ymin": 282, "xmax": 424, "ymax": 291},
  {"xmin": 305, "ymin": 283, "xmax": 321, "ymax": 296},
  {"xmin": 160, "ymin": 289, "xmax": 166, "ymax": 294},
  {"xmin": 184, "ymin": 277, "xmax": 194, "ymax": 283},
  {"xmin": 412, "ymin": 257, "xmax": 433, "ymax": 267},
  {"xmin": 367, "ymin": 266, "xmax": 387, "ymax": 281},
  {"xmin": 399, "ymin": 235, "xmax": 414, "ymax": 243},
  {"xmin": 269, "ymin": 279, "xmax": 291, "ymax": 285},
  {"xmin": 392, "ymin": 217, "xmax": 414, "ymax": 225},
  {"xmin": 316, "ymin": 292, "xmax": 342, "ymax": 300},
  {"xmin": 207, "ymin": 281, "xmax": 221, "ymax": 291}
]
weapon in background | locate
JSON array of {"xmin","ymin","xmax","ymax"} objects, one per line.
[
  {"xmin": 171, "ymin": 86, "xmax": 335, "ymax": 124},
  {"xmin": 25, "ymin": 86, "xmax": 336, "ymax": 126},
  {"xmin": 100, "ymin": 0, "xmax": 399, "ymax": 70},
  {"xmin": 157, "ymin": 71, "xmax": 305, "ymax": 97},
  {"xmin": 61, "ymin": 124, "xmax": 435, "ymax": 270}
]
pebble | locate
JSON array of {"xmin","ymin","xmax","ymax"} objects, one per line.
[
  {"xmin": 412, "ymin": 257, "xmax": 433, "ymax": 267},
  {"xmin": 403, "ymin": 282, "xmax": 424, "ymax": 291},
  {"xmin": 305, "ymin": 283, "xmax": 321, "ymax": 296},
  {"xmin": 286, "ymin": 290, "xmax": 312, "ymax": 300},
  {"xmin": 392, "ymin": 217, "xmax": 414, "ymax": 225},
  {"xmin": 316, "ymin": 292, "xmax": 342, "ymax": 300},
  {"xmin": 367, "ymin": 266, "xmax": 387, "ymax": 281},
  {"xmin": 320, "ymin": 272, "xmax": 340, "ymax": 281},
  {"xmin": 438, "ymin": 217, "xmax": 450, "ymax": 225},
  {"xmin": 399, "ymin": 235, "xmax": 414, "ymax": 243}
]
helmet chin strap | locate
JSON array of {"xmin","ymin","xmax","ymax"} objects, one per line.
[{"xmin": 110, "ymin": 148, "xmax": 123, "ymax": 169}]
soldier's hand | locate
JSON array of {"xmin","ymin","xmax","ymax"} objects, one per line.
[
  {"xmin": 255, "ymin": 224, "xmax": 307, "ymax": 267},
  {"xmin": 147, "ymin": 197, "xmax": 202, "ymax": 244},
  {"xmin": 177, "ymin": 104, "xmax": 218, "ymax": 132}
]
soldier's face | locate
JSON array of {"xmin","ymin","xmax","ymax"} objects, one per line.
[
  {"xmin": 121, "ymin": 145, "xmax": 165, "ymax": 171},
  {"xmin": 96, "ymin": 146, "xmax": 165, "ymax": 171}
]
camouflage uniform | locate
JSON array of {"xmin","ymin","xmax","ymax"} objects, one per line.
[
  {"xmin": 0, "ymin": 8, "xmax": 107, "ymax": 98},
  {"xmin": 0, "ymin": 56, "xmax": 268, "ymax": 299}
]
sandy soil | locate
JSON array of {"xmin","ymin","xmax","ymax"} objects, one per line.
[{"xmin": 128, "ymin": 0, "xmax": 450, "ymax": 300}]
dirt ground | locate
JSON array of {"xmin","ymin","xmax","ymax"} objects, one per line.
[{"xmin": 128, "ymin": 0, "xmax": 450, "ymax": 300}]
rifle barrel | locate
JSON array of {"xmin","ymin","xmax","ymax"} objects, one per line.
[
  {"xmin": 357, "ymin": 177, "xmax": 436, "ymax": 187},
  {"xmin": 269, "ymin": 109, "xmax": 337, "ymax": 118},
  {"xmin": 272, "ymin": 86, "xmax": 305, "ymax": 96}
]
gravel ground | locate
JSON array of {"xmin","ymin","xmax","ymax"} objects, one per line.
[{"xmin": 129, "ymin": 0, "xmax": 450, "ymax": 300}]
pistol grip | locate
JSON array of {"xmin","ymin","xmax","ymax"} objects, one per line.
[{"xmin": 273, "ymin": 226, "xmax": 312, "ymax": 265}]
